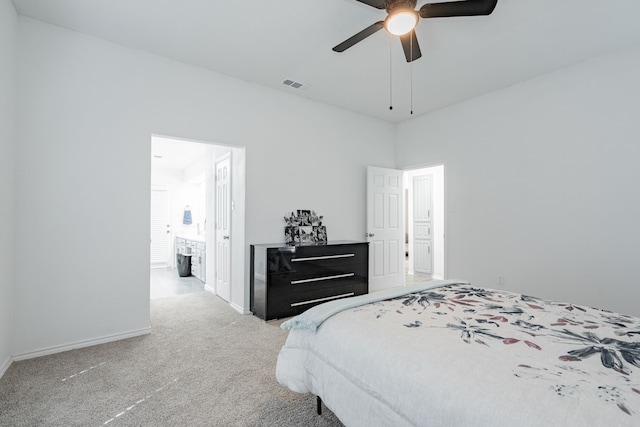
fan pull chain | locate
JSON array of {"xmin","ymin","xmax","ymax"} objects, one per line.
[
  {"xmin": 389, "ymin": 36, "xmax": 393, "ymax": 111},
  {"xmin": 410, "ymin": 32, "xmax": 414, "ymax": 115}
]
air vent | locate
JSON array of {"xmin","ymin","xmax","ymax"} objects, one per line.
[{"xmin": 282, "ymin": 79, "xmax": 311, "ymax": 91}]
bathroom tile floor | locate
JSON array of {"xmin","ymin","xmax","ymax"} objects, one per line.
[{"xmin": 150, "ymin": 267, "xmax": 205, "ymax": 299}]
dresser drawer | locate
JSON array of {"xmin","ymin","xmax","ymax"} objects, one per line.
[
  {"xmin": 269, "ymin": 280, "xmax": 367, "ymax": 319},
  {"xmin": 267, "ymin": 244, "xmax": 366, "ymax": 273},
  {"xmin": 268, "ymin": 269, "xmax": 365, "ymax": 296},
  {"xmin": 286, "ymin": 280, "xmax": 366, "ymax": 306},
  {"xmin": 290, "ymin": 254, "xmax": 366, "ymax": 277}
]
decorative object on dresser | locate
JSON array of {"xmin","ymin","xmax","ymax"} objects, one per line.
[
  {"xmin": 284, "ymin": 210, "xmax": 327, "ymax": 245},
  {"xmin": 250, "ymin": 241, "xmax": 368, "ymax": 320}
]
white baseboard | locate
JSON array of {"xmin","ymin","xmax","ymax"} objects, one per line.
[
  {"xmin": 231, "ymin": 301, "xmax": 250, "ymax": 315},
  {"xmin": 12, "ymin": 327, "xmax": 151, "ymax": 362},
  {"xmin": 204, "ymin": 286, "xmax": 250, "ymax": 315},
  {"xmin": 0, "ymin": 355, "xmax": 12, "ymax": 379}
]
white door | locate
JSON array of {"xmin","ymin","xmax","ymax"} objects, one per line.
[
  {"xmin": 150, "ymin": 187, "xmax": 172, "ymax": 268},
  {"xmin": 413, "ymin": 175, "xmax": 433, "ymax": 274},
  {"xmin": 215, "ymin": 154, "xmax": 231, "ymax": 302},
  {"xmin": 367, "ymin": 166, "xmax": 405, "ymax": 291}
]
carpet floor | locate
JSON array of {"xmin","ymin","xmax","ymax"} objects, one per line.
[{"xmin": 0, "ymin": 292, "xmax": 344, "ymax": 426}]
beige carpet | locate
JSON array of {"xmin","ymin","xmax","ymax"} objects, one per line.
[{"xmin": 0, "ymin": 292, "xmax": 343, "ymax": 426}]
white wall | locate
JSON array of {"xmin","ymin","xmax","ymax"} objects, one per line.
[
  {"xmin": 396, "ymin": 45, "xmax": 640, "ymax": 317},
  {"xmin": 13, "ymin": 17, "xmax": 395, "ymax": 357},
  {"xmin": 0, "ymin": 0, "xmax": 17, "ymax": 375}
]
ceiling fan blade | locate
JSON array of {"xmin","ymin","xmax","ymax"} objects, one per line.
[
  {"xmin": 399, "ymin": 30, "xmax": 422, "ymax": 62},
  {"xmin": 355, "ymin": 0, "xmax": 387, "ymax": 9},
  {"xmin": 333, "ymin": 21, "xmax": 384, "ymax": 53},
  {"xmin": 419, "ymin": 0, "xmax": 498, "ymax": 18}
]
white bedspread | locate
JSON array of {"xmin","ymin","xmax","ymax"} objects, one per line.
[
  {"xmin": 276, "ymin": 283, "xmax": 640, "ymax": 426},
  {"xmin": 280, "ymin": 280, "xmax": 468, "ymax": 331}
]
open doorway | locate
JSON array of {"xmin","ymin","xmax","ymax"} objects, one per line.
[
  {"xmin": 150, "ymin": 135, "xmax": 244, "ymax": 303},
  {"xmin": 404, "ymin": 165, "xmax": 445, "ymax": 284}
]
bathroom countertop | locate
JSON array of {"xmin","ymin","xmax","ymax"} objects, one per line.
[{"xmin": 176, "ymin": 235, "xmax": 206, "ymax": 243}]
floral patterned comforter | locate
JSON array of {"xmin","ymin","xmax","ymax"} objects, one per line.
[{"xmin": 277, "ymin": 283, "xmax": 640, "ymax": 426}]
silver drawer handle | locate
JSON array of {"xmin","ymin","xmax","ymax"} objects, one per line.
[
  {"xmin": 291, "ymin": 273, "xmax": 355, "ymax": 285},
  {"xmin": 292, "ymin": 254, "xmax": 355, "ymax": 262},
  {"xmin": 290, "ymin": 292, "xmax": 355, "ymax": 307}
]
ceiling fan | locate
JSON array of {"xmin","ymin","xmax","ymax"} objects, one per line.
[{"xmin": 333, "ymin": 0, "xmax": 498, "ymax": 62}]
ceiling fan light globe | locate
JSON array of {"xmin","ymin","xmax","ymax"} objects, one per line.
[{"xmin": 385, "ymin": 11, "xmax": 418, "ymax": 36}]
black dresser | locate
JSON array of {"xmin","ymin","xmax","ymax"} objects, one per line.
[{"xmin": 250, "ymin": 241, "xmax": 369, "ymax": 320}]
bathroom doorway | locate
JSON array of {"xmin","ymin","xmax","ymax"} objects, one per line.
[{"xmin": 150, "ymin": 135, "xmax": 244, "ymax": 302}]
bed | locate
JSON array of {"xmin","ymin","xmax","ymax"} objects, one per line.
[{"xmin": 276, "ymin": 280, "xmax": 640, "ymax": 426}]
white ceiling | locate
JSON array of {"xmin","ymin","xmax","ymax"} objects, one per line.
[
  {"xmin": 12, "ymin": 0, "xmax": 640, "ymax": 123},
  {"xmin": 151, "ymin": 136, "xmax": 207, "ymax": 172}
]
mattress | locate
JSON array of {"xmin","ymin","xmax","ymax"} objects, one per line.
[{"xmin": 276, "ymin": 281, "xmax": 640, "ymax": 426}]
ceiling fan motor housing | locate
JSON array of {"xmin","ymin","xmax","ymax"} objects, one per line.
[{"xmin": 385, "ymin": 0, "xmax": 417, "ymax": 14}]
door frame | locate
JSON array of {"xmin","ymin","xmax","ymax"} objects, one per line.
[
  {"xmin": 150, "ymin": 134, "xmax": 247, "ymax": 313},
  {"xmin": 403, "ymin": 164, "xmax": 446, "ymax": 280},
  {"xmin": 203, "ymin": 142, "xmax": 247, "ymax": 314},
  {"xmin": 213, "ymin": 152, "xmax": 232, "ymax": 302}
]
